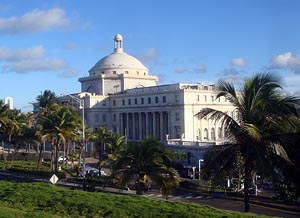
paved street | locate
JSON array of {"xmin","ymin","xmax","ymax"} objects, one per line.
[{"xmin": 141, "ymin": 191, "xmax": 300, "ymax": 218}]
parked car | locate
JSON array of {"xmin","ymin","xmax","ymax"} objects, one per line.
[{"xmin": 58, "ymin": 156, "xmax": 67, "ymax": 163}]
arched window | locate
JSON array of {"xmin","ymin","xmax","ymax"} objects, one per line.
[
  {"xmin": 218, "ymin": 127, "xmax": 222, "ymax": 139},
  {"xmin": 211, "ymin": 128, "xmax": 215, "ymax": 140},
  {"xmin": 204, "ymin": 128, "xmax": 208, "ymax": 140}
]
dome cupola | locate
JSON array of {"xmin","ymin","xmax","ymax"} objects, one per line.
[{"xmin": 89, "ymin": 34, "xmax": 148, "ymax": 75}]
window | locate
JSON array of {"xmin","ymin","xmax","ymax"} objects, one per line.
[
  {"xmin": 122, "ymin": 99, "xmax": 125, "ymax": 105},
  {"xmin": 102, "ymin": 100, "xmax": 106, "ymax": 106},
  {"xmin": 175, "ymin": 95, "xmax": 179, "ymax": 102},
  {"xmin": 128, "ymin": 99, "xmax": 131, "ymax": 105},
  {"xmin": 196, "ymin": 95, "xmax": 200, "ymax": 102},
  {"xmin": 175, "ymin": 112, "xmax": 180, "ymax": 121},
  {"xmin": 204, "ymin": 128, "xmax": 208, "ymax": 140},
  {"xmin": 162, "ymin": 96, "xmax": 166, "ymax": 103},
  {"xmin": 211, "ymin": 96, "xmax": 214, "ymax": 102},
  {"xmin": 148, "ymin": 97, "xmax": 151, "ymax": 104},
  {"xmin": 113, "ymin": 100, "xmax": 116, "ymax": 106},
  {"xmin": 113, "ymin": 71, "xmax": 116, "ymax": 74},
  {"xmin": 218, "ymin": 127, "xmax": 222, "ymax": 139},
  {"xmin": 102, "ymin": 114, "xmax": 106, "ymax": 122},
  {"xmin": 211, "ymin": 128, "xmax": 215, "ymax": 140},
  {"xmin": 204, "ymin": 95, "xmax": 207, "ymax": 102},
  {"xmin": 95, "ymin": 114, "xmax": 99, "ymax": 123},
  {"xmin": 113, "ymin": 114, "xmax": 116, "ymax": 122},
  {"xmin": 141, "ymin": 98, "xmax": 144, "ymax": 104},
  {"xmin": 155, "ymin": 96, "xmax": 159, "ymax": 103},
  {"xmin": 134, "ymin": 98, "xmax": 138, "ymax": 104},
  {"xmin": 136, "ymin": 71, "xmax": 139, "ymax": 75},
  {"xmin": 125, "ymin": 71, "xmax": 129, "ymax": 74}
]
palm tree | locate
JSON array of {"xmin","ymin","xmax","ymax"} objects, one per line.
[
  {"xmin": 36, "ymin": 90, "xmax": 57, "ymax": 110},
  {"xmin": 92, "ymin": 127, "xmax": 110, "ymax": 172},
  {"xmin": 41, "ymin": 104, "xmax": 81, "ymax": 172},
  {"xmin": 106, "ymin": 133, "xmax": 126, "ymax": 178},
  {"xmin": 197, "ymin": 72, "xmax": 300, "ymax": 212},
  {"xmin": 0, "ymin": 100, "xmax": 9, "ymax": 129},
  {"xmin": 116, "ymin": 138, "xmax": 179, "ymax": 195}
]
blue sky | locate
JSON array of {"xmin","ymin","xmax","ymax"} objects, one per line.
[{"xmin": 1, "ymin": 0, "xmax": 300, "ymax": 111}]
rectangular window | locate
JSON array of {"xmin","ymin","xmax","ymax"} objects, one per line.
[
  {"xmin": 175, "ymin": 95, "xmax": 179, "ymax": 102},
  {"xmin": 141, "ymin": 98, "xmax": 144, "ymax": 104},
  {"xmin": 103, "ymin": 114, "xmax": 106, "ymax": 122},
  {"xmin": 148, "ymin": 97, "xmax": 151, "ymax": 104},
  {"xmin": 134, "ymin": 98, "xmax": 138, "ymax": 104},
  {"xmin": 211, "ymin": 96, "xmax": 214, "ymax": 102},
  {"xmin": 155, "ymin": 96, "xmax": 159, "ymax": 103},
  {"xmin": 113, "ymin": 114, "xmax": 116, "ymax": 121},
  {"xmin": 175, "ymin": 112, "xmax": 180, "ymax": 121},
  {"xmin": 128, "ymin": 99, "xmax": 131, "ymax": 105},
  {"xmin": 113, "ymin": 100, "xmax": 116, "ymax": 106},
  {"xmin": 204, "ymin": 95, "xmax": 207, "ymax": 102},
  {"xmin": 122, "ymin": 99, "xmax": 125, "ymax": 105},
  {"xmin": 197, "ymin": 95, "xmax": 200, "ymax": 102},
  {"xmin": 163, "ymin": 96, "xmax": 166, "ymax": 103}
]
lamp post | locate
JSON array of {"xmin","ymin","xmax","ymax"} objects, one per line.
[
  {"xmin": 199, "ymin": 159, "xmax": 204, "ymax": 182},
  {"xmin": 64, "ymin": 94, "xmax": 86, "ymax": 178}
]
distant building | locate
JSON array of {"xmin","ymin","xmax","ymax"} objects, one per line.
[
  {"xmin": 71, "ymin": 34, "xmax": 236, "ymax": 144},
  {"xmin": 4, "ymin": 97, "xmax": 13, "ymax": 110}
]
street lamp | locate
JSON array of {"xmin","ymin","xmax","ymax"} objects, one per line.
[
  {"xmin": 192, "ymin": 166, "xmax": 196, "ymax": 180},
  {"xmin": 63, "ymin": 94, "xmax": 86, "ymax": 178},
  {"xmin": 199, "ymin": 159, "xmax": 204, "ymax": 182}
]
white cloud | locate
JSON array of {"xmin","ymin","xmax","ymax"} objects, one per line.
[
  {"xmin": 0, "ymin": 8, "xmax": 70, "ymax": 34},
  {"xmin": 138, "ymin": 48, "xmax": 158, "ymax": 63},
  {"xmin": 283, "ymin": 74, "xmax": 300, "ymax": 94},
  {"xmin": 3, "ymin": 58, "xmax": 68, "ymax": 73},
  {"xmin": 230, "ymin": 58, "xmax": 246, "ymax": 67},
  {"xmin": 59, "ymin": 68, "xmax": 80, "ymax": 78},
  {"xmin": 175, "ymin": 67, "xmax": 188, "ymax": 73},
  {"xmin": 194, "ymin": 64, "xmax": 206, "ymax": 73},
  {"xmin": 0, "ymin": 45, "xmax": 44, "ymax": 61},
  {"xmin": 271, "ymin": 52, "xmax": 300, "ymax": 74}
]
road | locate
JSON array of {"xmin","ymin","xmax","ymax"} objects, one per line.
[{"xmin": 1, "ymin": 169, "xmax": 299, "ymax": 218}]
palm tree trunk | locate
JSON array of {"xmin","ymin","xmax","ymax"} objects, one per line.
[
  {"xmin": 244, "ymin": 155, "xmax": 250, "ymax": 212},
  {"xmin": 37, "ymin": 143, "xmax": 43, "ymax": 170}
]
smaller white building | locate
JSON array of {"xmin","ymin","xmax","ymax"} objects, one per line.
[{"xmin": 4, "ymin": 97, "xmax": 13, "ymax": 110}]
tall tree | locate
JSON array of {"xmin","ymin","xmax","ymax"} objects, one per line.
[
  {"xmin": 40, "ymin": 104, "xmax": 81, "ymax": 172},
  {"xmin": 92, "ymin": 127, "xmax": 110, "ymax": 172},
  {"xmin": 36, "ymin": 90, "xmax": 57, "ymax": 110},
  {"xmin": 197, "ymin": 73, "xmax": 300, "ymax": 212}
]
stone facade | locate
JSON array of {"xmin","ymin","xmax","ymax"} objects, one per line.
[{"xmin": 74, "ymin": 34, "xmax": 236, "ymax": 144}]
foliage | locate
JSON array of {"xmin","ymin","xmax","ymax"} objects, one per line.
[
  {"xmin": 0, "ymin": 180, "xmax": 266, "ymax": 218},
  {"xmin": 197, "ymin": 72, "xmax": 300, "ymax": 211},
  {"xmin": 115, "ymin": 138, "xmax": 179, "ymax": 197}
]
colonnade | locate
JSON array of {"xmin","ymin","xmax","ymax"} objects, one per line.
[{"xmin": 119, "ymin": 111, "xmax": 169, "ymax": 141}]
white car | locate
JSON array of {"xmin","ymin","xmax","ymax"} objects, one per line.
[{"xmin": 58, "ymin": 156, "xmax": 67, "ymax": 163}]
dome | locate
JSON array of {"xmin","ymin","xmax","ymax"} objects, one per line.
[
  {"xmin": 89, "ymin": 34, "xmax": 148, "ymax": 74},
  {"xmin": 90, "ymin": 52, "xmax": 148, "ymax": 72}
]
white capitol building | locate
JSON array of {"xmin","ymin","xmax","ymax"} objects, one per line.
[{"xmin": 73, "ymin": 34, "xmax": 235, "ymax": 145}]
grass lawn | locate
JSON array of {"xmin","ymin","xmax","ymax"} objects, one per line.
[{"xmin": 0, "ymin": 180, "xmax": 268, "ymax": 218}]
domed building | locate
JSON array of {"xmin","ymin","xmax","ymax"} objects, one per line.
[
  {"xmin": 79, "ymin": 34, "xmax": 158, "ymax": 95},
  {"xmin": 74, "ymin": 34, "xmax": 235, "ymax": 153}
]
